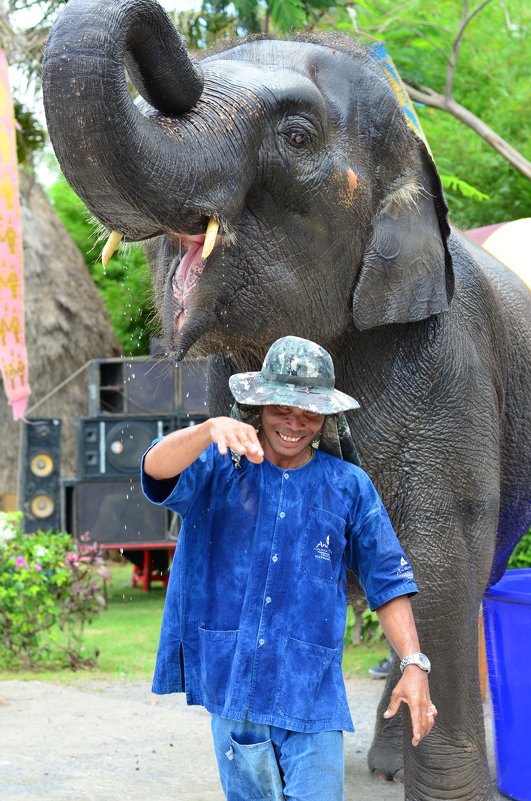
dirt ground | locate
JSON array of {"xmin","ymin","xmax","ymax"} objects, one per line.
[{"xmin": 0, "ymin": 676, "xmax": 502, "ymax": 801}]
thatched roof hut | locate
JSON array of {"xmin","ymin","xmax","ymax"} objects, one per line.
[{"xmin": 0, "ymin": 170, "xmax": 122, "ymax": 501}]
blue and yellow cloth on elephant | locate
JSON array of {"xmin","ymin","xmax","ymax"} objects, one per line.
[{"xmin": 369, "ymin": 42, "xmax": 430, "ymax": 151}]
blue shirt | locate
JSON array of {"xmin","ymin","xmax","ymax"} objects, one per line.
[{"xmin": 142, "ymin": 443, "xmax": 418, "ymax": 733}]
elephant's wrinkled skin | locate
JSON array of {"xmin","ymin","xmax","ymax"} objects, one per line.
[{"xmin": 43, "ymin": 2, "xmax": 530, "ymax": 799}]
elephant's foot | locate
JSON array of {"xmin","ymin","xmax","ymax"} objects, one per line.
[{"xmin": 402, "ymin": 726, "xmax": 496, "ymax": 801}]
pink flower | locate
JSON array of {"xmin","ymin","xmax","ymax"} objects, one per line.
[
  {"xmin": 15, "ymin": 555, "xmax": 25, "ymax": 567},
  {"xmin": 34, "ymin": 564, "xmax": 42, "ymax": 571}
]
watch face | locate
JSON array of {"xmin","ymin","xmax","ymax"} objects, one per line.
[{"xmin": 418, "ymin": 654, "xmax": 431, "ymax": 671}]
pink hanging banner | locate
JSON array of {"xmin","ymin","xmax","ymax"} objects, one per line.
[{"xmin": 0, "ymin": 49, "xmax": 30, "ymax": 420}]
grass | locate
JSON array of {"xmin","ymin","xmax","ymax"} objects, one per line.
[
  {"xmin": 0, "ymin": 562, "xmax": 388, "ymax": 683},
  {"xmin": 342, "ymin": 641, "xmax": 389, "ymax": 678}
]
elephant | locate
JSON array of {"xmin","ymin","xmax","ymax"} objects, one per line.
[{"xmin": 42, "ymin": 2, "xmax": 531, "ymax": 799}]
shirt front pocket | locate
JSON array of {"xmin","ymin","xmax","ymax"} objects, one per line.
[
  {"xmin": 275, "ymin": 637, "xmax": 340, "ymax": 722},
  {"xmin": 301, "ymin": 507, "xmax": 346, "ymax": 583},
  {"xmin": 198, "ymin": 625, "xmax": 239, "ymax": 707}
]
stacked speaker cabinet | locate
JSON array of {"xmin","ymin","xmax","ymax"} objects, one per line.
[
  {"xmin": 20, "ymin": 418, "xmax": 62, "ymax": 534},
  {"xmin": 67, "ymin": 357, "xmax": 208, "ymax": 547},
  {"xmin": 69, "ymin": 416, "xmax": 170, "ymax": 547},
  {"xmin": 77, "ymin": 416, "xmax": 174, "ymax": 479},
  {"xmin": 48, "ymin": 356, "xmax": 210, "ymax": 548},
  {"xmin": 87, "ymin": 357, "xmax": 208, "ymax": 417},
  {"xmin": 63, "ymin": 476, "xmax": 175, "ymax": 549}
]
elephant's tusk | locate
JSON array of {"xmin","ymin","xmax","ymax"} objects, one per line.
[
  {"xmin": 101, "ymin": 231, "xmax": 124, "ymax": 269},
  {"xmin": 202, "ymin": 218, "xmax": 220, "ymax": 260}
]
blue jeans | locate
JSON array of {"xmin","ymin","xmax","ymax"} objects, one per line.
[{"xmin": 211, "ymin": 715, "xmax": 344, "ymax": 801}]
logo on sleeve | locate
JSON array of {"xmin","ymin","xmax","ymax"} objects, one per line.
[
  {"xmin": 314, "ymin": 535, "xmax": 332, "ymax": 562},
  {"xmin": 397, "ymin": 556, "xmax": 414, "ymax": 579}
]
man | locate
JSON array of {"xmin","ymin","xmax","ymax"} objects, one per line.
[{"xmin": 142, "ymin": 335, "xmax": 436, "ymax": 801}]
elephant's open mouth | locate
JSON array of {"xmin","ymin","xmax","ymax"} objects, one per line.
[{"xmin": 170, "ymin": 226, "xmax": 223, "ymax": 331}]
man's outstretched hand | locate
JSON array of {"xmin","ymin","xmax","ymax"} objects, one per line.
[{"xmin": 209, "ymin": 417, "xmax": 264, "ymax": 464}]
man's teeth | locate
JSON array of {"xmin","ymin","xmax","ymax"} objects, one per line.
[{"xmin": 278, "ymin": 433, "xmax": 303, "ymax": 442}]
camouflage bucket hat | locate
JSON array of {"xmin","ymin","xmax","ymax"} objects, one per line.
[{"xmin": 229, "ymin": 336, "xmax": 360, "ymax": 415}]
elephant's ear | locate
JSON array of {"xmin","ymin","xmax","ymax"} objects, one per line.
[{"xmin": 351, "ymin": 143, "xmax": 454, "ymax": 330}]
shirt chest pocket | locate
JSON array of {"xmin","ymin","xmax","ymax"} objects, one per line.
[{"xmin": 300, "ymin": 507, "xmax": 346, "ymax": 583}]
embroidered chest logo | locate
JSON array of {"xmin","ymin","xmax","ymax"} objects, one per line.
[{"xmin": 314, "ymin": 535, "xmax": 332, "ymax": 562}]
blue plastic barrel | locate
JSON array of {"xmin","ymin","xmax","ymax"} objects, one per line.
[{"xmin": 483, "ymin": 568, "xmax": 531, "ymax": 801}]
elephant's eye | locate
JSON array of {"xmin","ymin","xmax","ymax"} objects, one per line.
[{"xmin": 289, "ymin": 131, "xmax": 307, "ymax": 148}]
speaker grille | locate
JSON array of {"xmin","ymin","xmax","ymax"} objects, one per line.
[
  {"xmin": 105, "ymin": 420, "xmax": 163, "ymax": 474},
  {"xmin": 73, "ymin": 478, "xmax": 172, "ymax": 547},
  {"xmin": 77, "ymin": 416, "xmax": 176, "ymax": 479}
]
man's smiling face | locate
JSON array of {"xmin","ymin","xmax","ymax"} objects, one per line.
[{"xmin": 258, "ymin": 405, "xmax": 325, "ymax": 469}]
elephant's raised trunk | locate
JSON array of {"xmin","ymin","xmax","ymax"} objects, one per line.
[{"xmin": 43, "ymin": 0, "xmax": 205, "ymax": 240}]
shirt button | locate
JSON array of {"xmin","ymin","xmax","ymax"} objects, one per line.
[
  {"xmin": 265, "ymin": 596, "xmax": 272, "ymax": 604},
  {"xmin": 283, "ymin": 472, "xmax": 289, "ymax": 479},
  {"xmin": 272, "ymin": 555, "xmax": 278, "ymax": 563},
  {"xmin": 258, "ymin": 638, "xmax": 265, "ymax": 647},
  {"xmin": 279, "ymin": 511, "xmax": 286, "ymax": 518}
]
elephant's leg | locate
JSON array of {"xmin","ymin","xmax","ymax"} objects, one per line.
[
  {"xmin": 368, "ymin": 668, "xmax": 404, "ymax": 782},
  {"xmin": 402, "ymin": 589, "xmax": 493, "ymax": 801},
  {"xmin": 369, "ymin": 586, "xmax": 494, "ymax": 799},
  {"xmin": 364, "ymin": 486, "xmax": 498, "ymax": 801}
]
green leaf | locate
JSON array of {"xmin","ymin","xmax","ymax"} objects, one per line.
[
  {"xmin": 268, "ymin": 0, "xmax": 307, "ymax": 31},
  {"xmin": 508, "ymin": 528, "xmax": 531, "ymax": 569},
  {"xmin": 440, "ymin": 173, "xmax": 490, "ymax": 201}
]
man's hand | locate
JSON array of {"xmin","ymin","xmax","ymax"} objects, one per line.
[
  {"xmin": 144, "ymin": 416, "xmax": 264, "ymax": 480},
  {"xmin": 209, "ymin": 417, "xmax": 264, "ymax": 463},
  {"xmin": 383, "ymin": 666, "xmax": 437, "ymax": 746}
]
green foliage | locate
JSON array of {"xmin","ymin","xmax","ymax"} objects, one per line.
[
  {"xmin": 344, "ymin": 602, "xmax": 383, "ymax": 644},
  {"xmin": 48, "ymin": 179, "xmax": 158, "ymax": 355},
  {"xmin": 439, "ymin": 173, "xmax": 489, "ymax": 202},
  {"xmin": 268, "ymin": 0, "xmax": 307, "ymax": 31},
  {"xmin": 418, "ymin": 105, "xmax": 530, "ymax": 228},
  {"xmin": 14, "ymin": 101, "xmax": 47, "ymax": 169},
  {"xmin": 336, "ymin": 0, "xmax": 531, "ymax": 228},
  {"xmin": 0, "ymin": 513, "xmax": 109, "ymax": 669},
  {"xmin": 508, "ymin": 527, "xmax": 531, "ymax": 569}
]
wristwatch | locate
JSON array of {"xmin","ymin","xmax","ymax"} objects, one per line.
[{"xmin": 399, "ymin": 652, "xmax": 431, "ymax": 674}]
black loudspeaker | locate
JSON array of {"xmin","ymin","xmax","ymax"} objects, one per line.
[
  {"xmin": 77, "ymin": 416, "xmax": 175, "ymax": 479},
  {"xmin": 63, "ymin": 477, "xmax": 177, "ymax": 547},
  {"xmin": 87, "ymin": 357, "xmax": 208, "ymax": 416},
  {"xmin": 20, "ymin": 418, "xmax": 62, "ymax": 534}
]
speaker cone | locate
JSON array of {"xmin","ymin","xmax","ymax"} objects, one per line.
[
  {"xmin": 30, "ymin": 452, "xmax": 54, "ymax": 477},
  {"xmin": 106, "ymin": 421, "xmax": 155, "ymax": 473},
  {"xmin": 30, "ymin": 494, "xmax": 55, "ymax": 518}
]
